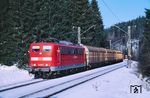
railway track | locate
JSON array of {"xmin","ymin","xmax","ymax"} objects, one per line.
[
  {"xmin": 0, "ymin": 62, "xmax": 126, "ymax": 98},
  {"xmin": 22, "ymin": 63, "xmax": 126, "ymax": 98},
  {"xmin": 0, "ymin": 79, "xmax": 45, "ymax": 92}
]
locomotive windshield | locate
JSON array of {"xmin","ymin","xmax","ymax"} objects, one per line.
[
  {"xmin": 32, "ymin": 46, "xmax": 40, "ymax": 52},
  {"xmin": 43, "ymin": 46, "xmax": 51, "ymax": 52}
]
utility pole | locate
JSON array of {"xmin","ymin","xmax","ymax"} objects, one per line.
[
  {"xmin": 127, "ymin": 26, "xmax": 131, "ymax": 68},
  {"xmin": 113, "ymin": 25, "xmax": 132, "ymax": 68},
  {"xmin": 77, "ymin": 27, "xmax": 81, "ymax": 44},
  {"xmin": 77, "ymin": 25, "xmax": 96, "ymax": 45},
  {"xmin": 109, "ymin": 40, "xmax": 111, "ymax": 49}
]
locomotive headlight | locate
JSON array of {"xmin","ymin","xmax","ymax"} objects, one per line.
[
  {"xmin": 45, "ymin": 64, "xmax": 48, "ymax": 66},
  {"xmin": 43, "ymin": 57, "xmax": 52, "ymax": 61},
  {"xmin": 33, "ymin": 64, "xmax": 36, "ymax": 66},
  {"xmin": 31, "ymin": 57, "xmax": 39, "ymax": 61}
]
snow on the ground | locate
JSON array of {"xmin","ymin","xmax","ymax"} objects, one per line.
[
  {"xmin": 0, "ymin": 62, "xmax": 126, "ymax": 98},
  {"xmin": 52, "ymin": 61, "xmax": 150, "ymax": 98},
  {"xmin": 0, "ymin": 64, "xmax": 34, "ymax": 87},
  {"xmin": 0, "ymin": 61, "xmax": 150, "ymax": 98}
]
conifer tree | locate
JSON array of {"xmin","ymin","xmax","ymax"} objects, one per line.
[
  {"xmin": 67, "ymin": 0, "xmax": 90, "ymax": 43},
  {"xmin": 87, "ymin": 0, "xmax": 105, "ymax": 47},
  {"xmin": 139, "ymin": 9, "xmax": 150, "ymax": 76},
  {"xmin": 0, "ymin": 0, "xmax": 23, "ymax": 65},
  {"xmin": 49, "ymin": 0, "xmax": 73, "ymax": 41}
]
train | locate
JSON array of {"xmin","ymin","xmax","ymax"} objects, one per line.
[{"xmin": 28, "ymin": 42, "xmax": 124, "ymax": 78}]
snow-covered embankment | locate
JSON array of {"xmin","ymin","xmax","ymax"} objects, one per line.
[{"xmin": 0, "ymin": 64, "xmax": 34, "ymax": 87}]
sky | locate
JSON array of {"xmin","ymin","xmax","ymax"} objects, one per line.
[{"xmin": 97, "ymin": 0, "xmax": 150, "ymax": 28}]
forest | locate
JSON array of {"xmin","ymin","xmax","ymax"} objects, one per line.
[
  {"xmin": 106, "ymin": 13, "xmax": 150, "ymax": 76},
  {"xmin": 105, "ymin": 17, "xmax": 145, "ymax": 59}
]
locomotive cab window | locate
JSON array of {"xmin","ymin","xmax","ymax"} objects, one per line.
[
  {"xmin": 32, "ymin": 46, "xmax": 40, "ymax": 52},
  {"xmin": 78, "ymin": 48, "xmax": 84, "ymax": 54},
  {"xmin": 60, "ymin": 46, "xmax": 84, "ymax": 55},
  {"xmin": 43, "ymin": 46, "xmax": 51, "ymax": 52}
]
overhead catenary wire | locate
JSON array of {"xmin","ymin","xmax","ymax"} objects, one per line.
[{"xmin": 101, "ymin": 0, "xmax": 121, "ymax": 22}]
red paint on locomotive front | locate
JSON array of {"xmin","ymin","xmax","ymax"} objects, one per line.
[{"xmin": 29, "ymin": 43, "xmax": 55, "ymax": 68}]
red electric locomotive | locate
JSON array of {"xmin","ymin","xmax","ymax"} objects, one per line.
[
  {"xmin": 29, "ymin": 41, "xmax": 124, "ymax": 78},
  {"xmin": 29, "ymin": 42, "xmax": 85, "ymax": 73}
]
